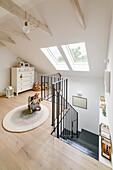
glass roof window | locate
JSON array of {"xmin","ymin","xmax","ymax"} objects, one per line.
[
  {"xmin": 62, "ymin": 42, "xmax": 90, "ymax": 71},
  {"xmin": 41, "ymin": 46, "xmax": 69, "ymax": 71}
]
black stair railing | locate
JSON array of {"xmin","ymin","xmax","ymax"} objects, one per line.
[
  {"xmin": 41, "ymin": 73, "xmax": 61, "ymax": 101},
  {"xmin": 41, "ymin": 73, "xmax": 78, "ymax": 140},
  {"xmin": 51, "ymin": 78, "xmax": 68, "ymax": 127}
]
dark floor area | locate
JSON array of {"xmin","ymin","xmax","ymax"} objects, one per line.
[{"xmin": 60, "ymin": 128, "xmax": 99, "ymax": 160}]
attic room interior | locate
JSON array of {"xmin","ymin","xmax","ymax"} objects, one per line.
[{"xmin": 0, "ymin": 0, "xmax": 113, "ymax": 169}]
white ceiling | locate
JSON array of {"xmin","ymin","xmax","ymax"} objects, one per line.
[{"xmin": 0, "ymin": 0, "xmax": 112, "ymax": 78}]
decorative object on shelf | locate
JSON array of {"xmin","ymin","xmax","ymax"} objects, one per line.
[
  {"xmin": 100, "ymin": 96, "xmax": 105, "ymax": 102},
  {"xmin": 28, "ymin": 92, "xmax": 41, "ymax": 114},
  {"xmin": 24, "ymin": 63, "xmax": 30, "ymax": 67},
  {"xmin": 101, "ymin": 124, "xmax": 110, "ymax": 139},
  {"xmin": 102, "ymin": 108, "xmax": 106, "ymax": 117},
  {"xmin": 72, "ymin": 96, "xmax": 87, "ymax": 109},
  {"xmin": 18, "ymin": 62, "xmax": 24, "ymax": 67},
  {"xmin": 100, "ymin": 96, "xmax": 106, "ymax": 117},
  {"xmin": 6, "ymin": 86, "xmax": 14, "ymax": 98},
  {"xmin": 101, "ymin": 123, "xmax": 111, "ymax": 161},
  {"xmin": 33, "ymin": 82, "xmax": 41, "ymax": 91},
  {"xmin": 17, "ymin": 62, "xmax": 30, "ymax": 68},
  {"xmin": 101, "ymin": 137, "xmax": 111, "ymax": 161}
]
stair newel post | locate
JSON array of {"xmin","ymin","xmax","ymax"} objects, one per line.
[
  {"xmin": 44, "ymin": 76, "xmax": 45, "ymax": 99},
  {"xmin": 60, "ymin": 94, "xmax": 62, "ymax": 137},
  {"xmin": 64, "ymin": 80, "xmax": 65, "ymax": 109},
  {"xmin": 51, "ymin": 77, "xmax": 52, "ymax": 95},
  {"xmin": 52, "ymin": 84, "xmax": 55, "ymax": 127},
  {"xmin": 57, "ymin": 91, "xmax": 60, "ymax": 138},
  {"xmin": 77, "ymin": 112, "xmax": 78, "ymax": 138},
  {"xmin": 71, "ymin": 120, "xmax": 73, "ymax": 138},
  {"xmin": 41, "ymin": 76, "xmax": 43, "ymax": 101},
  {"xmin": 66, "ymin": 79, "xmax": 68, "ymax": 109},
  {"xmin": 47, "ymin": 76, "xmax": 49, "ymax": 98}
]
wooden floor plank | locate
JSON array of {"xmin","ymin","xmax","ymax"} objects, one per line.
[{"xmin": 0, "ymin": 90, "xmax": 111, "ymax": 170}]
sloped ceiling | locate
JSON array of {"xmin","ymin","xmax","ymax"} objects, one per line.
[{"xmin": 0, "ymin": 0, "xmax": 112, "ymax": 78}]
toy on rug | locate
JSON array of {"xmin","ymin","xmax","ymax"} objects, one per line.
[
  {"xmin": 28, "ymin": 92, "xmax": 41, "ymax": 114},
  {"xmin": 33, "ymin": 82, "xmax": 41, "ymax": 91}
]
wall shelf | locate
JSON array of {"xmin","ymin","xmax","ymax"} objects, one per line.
[{"xmin": 99, "ymin": 97, "xmax": 112, "ymax": 168}]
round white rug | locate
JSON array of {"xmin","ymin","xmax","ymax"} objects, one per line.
[{"xmin": 3, "ymin": 104, "xmax": 49, "ymax": 132}]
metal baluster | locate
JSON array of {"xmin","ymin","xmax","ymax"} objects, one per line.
[
  {"xmin": 66, "ymin": 79, "xmax": 68, "ymax": 109},
  {"xmin": 47, "ymin": 76, "xmax": 49, "ymax": 98},
  {"xmin": 52, "ymin": 84, "xmax": 55, "ymax": 127},
  {"xmin": 64, "ymin": 80, "xmax": 65, "ymax": 109},
  {"xmin": 57, "ymin": 92, "xmax": 59, "ymax": 138},
  {"xmin": 41, "ymin": 76, "xmax": 43, "ymax": 101},
  {"xmin": 44, "ymin": 76, "xmax": 45, "ymax": 99},
  {"xmin": 77, "ymin": 112, "xmax": 78, "ymax": 138},
  {"xmin": 51, "ymin": 77, "xmax": 52, "ymax": 96},
  {"xmin": 60, "ymin": 94, "xmax": 62, "ymax": 137}
]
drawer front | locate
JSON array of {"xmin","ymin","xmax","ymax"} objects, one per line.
[
  {"xmin": 17, "ymin": 72, "xmax": 34, "ymax": 79},
  {"xmin": 18, "ymin": 84, "xmax": 33, "ymax": 92},
  {"xmin": 17, "ymin": 77, "xmax": 34, "ymax": 83},
  {"xmin": 18, "ymin": 80, "xmax": 34, "ymax": 87},
  {"xmin": 17, "ymin": 67, "xmax": 34, "ymax": 72}
]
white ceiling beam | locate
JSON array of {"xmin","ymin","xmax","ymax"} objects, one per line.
[
  {"xmin": 58, "ymin": 45, "xmax": 73, "ymax": 71},
  {"xmin": 0, "ymin": 31, "xmax": 16, "ymax": 44},
  {"xmin": 0, "ymin": 25, "xmax": 30, "ymax": 41},
  {"xmin": 0, "ymin": 41, "xmax": 5, "ymax": 46},
  {"xmin": 0, "ymin": 0, "xmax": 52, "ymax": 36},
  {"xmin": 70, "ymin": 0, "xmax": 86, "ymax": 29},
  {"xmin": 0, "ymin": 36, "xmax": 16, "ymax": 44}
]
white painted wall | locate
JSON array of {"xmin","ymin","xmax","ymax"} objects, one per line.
[
  {"xmin": 68, "ymin": 76, "xmax": 104, "ymax": 135},
  {"xmin": 105, "ymin": 3, "xmax": 113, "ymax": 168},
  {"xmin": 0, "ymin": 47, "xmax": 17, "ymax": 95}
]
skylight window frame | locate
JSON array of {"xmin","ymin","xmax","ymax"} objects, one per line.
[
  {"xmin": 41, "ymin": 46, "xmax": 69, "ymax": 71},
  {"xmin": 48, "ymin": 46, "xmax": 65, "ymax": 65},
  {"xmin": 61, "ymin": 42, "xmax": 90, "ymax": 72}
]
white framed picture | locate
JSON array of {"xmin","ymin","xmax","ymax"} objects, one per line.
[{"xmin": 72, "ymin": 96, "xmax": 87, "ymax": 109}]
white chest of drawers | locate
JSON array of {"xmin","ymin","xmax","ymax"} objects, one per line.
[{"xmin": 11, "ymin": 67, "xmax": 34, "ymax": 95}]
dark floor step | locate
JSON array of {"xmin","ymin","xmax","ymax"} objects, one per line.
[
  {"xmin": 79, "ymin": 129, "xmax": 99, "ymax": 147},
  {"xmin": 64, "ymin": 139, "xmax": 98, "ymax": 160},
  {"xmin": 71, "ymin": 138, "xmax": 98, "ymax": 154},
  {"xmin": 59, "ymin": 128, "xmax": 99, "ymax": 160}
]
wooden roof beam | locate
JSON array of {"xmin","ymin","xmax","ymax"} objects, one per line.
[
  {"xmin": 70, "ymin": 0, "xmax": 86, "ymax": 29},
  {"xmin": 0, "ymin": 31, "xmax": 16, "ymax": 44},
  {"xmin": 0, "ymin": 25, "xmax": 30, "ymax": 41},
  {"xmin": 0, "ymin": 41, "xmax": 5, "ymax": 46},
  {"xmin": 0, "ymin": 0, "xmax": 52, "ymax": 36}
]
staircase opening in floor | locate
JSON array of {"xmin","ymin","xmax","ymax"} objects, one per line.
[{"xmin": 41, "ymin": 73, "xmax": 99, "ymax": 160}]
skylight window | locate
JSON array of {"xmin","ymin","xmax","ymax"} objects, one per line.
[
  {"xmin": 49, "ymin": 46, "xmax": 65, "ymax": 63},
  {"xmin": 41, "ymin": 46, "xmax": 69, "ymax": 71},
  {"xmin": 62, "ymin": 42, "xmax": 90, "ymax": 71}
]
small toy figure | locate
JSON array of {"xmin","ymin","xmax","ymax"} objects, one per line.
[
  {"xmin": 33, "ymin": 81, "xmax": 41, "ymax": 91},
  {"xmin": 42, "ymin": 82, "xmax": 48, "ymax": 90},
  {"xmin": 28, "ymin": 92, "xmax": 41, "ymax": 114}
]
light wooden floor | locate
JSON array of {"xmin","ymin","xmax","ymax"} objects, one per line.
[{"xmin": 0, "ymin": 91, "xmax": 111, "ymax": 170}]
